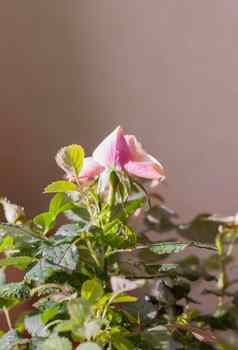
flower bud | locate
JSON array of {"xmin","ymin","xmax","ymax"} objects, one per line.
[{"xmin": 0, "ymin": 198, "xmax": 25, "ymax": 224}]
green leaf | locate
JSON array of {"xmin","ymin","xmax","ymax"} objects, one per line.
[
  {"xmin": 42, "ymin": 304, "xmax": 62, "ymax": 323},
  {"xmin": 123, "ymin": 299, "xmax": 157, "ymax": 323},
  {"xmin": 145, "ymin": 205, "xmax": 177, "ymax": 232},
  {"xmin": 76, "ymin": 342, "xmax": 102, "ymax": 350},
  {"xmin": 73, "ymin": 320, "xmax": 102, "ymax": 340},
  {"xmin": 110, "ymin": 194, "xmax": 145, "ymax": 223},
  {"xmin": 25, "ymin": 314, "xmax": 49, "ymax": 337},
  {"xmin": 49, "ymin": 193, "xmax": 73, "ymax": 216},
  {"xmin": 43, "ymin": 242, "xmax": 79, "ymax": 272},
  {"xmin": 0, "ymin": 236, "xmax": 14, "ymax": 253},
  {"xmin": 150, "ymin": 242, "xmax": 190, "ymax": 254},
  {"xmin": 112, "ymin": 295, "xmax": 137, "ymax": 304},
  {"xmin": 112, "ymin": 336, "xmax": 134, "ymax": 350},
  {"xmin": 0, "ymin": 223, "xmax": 40, "ymax": 253},
  {"xmin": 0, "ymin": 282, "xmax": 30, "ymax": 300},
  {"xmin": 68, "ymin": 298, "xmax": 92, "ymax": 326},
  {"xmin": 55, "ymin": 223, "xmax": 83, "ymax": 238},
  {"xmin": 42, "ymin": 335, "xmax": 72, "ymax": 350},
  {"xmin": 25, "ymin": 258, "xmax": 60, "ymax": 283},
  {"xmin": 158, "ymin": 264, "xmax": 178, "ymax": 272},
  {"xmin": 0, "ymin": 256, "xmax": 34, "ymax": 269},
  {"xmin": 55, "ymin": 320, "xmax": 74, "ymax": 333},
  {"xmin": 141, "ymin": 325, "xmax": 172, "ymax": 350},
  {"xmin": 44, "ymin": 181, "xmax": 78, "ymax": 193},
  {"xmin": 56, "ymin": 144, "xmax": 84, "ymax": 177},
  {"xmin": 150, "ymin": 241, "xmax": 215, "ymax": 255},
  {"xmin": 0, "ymin": 270, "xmax": 6, "ymax": 286},
  {"xmin": 81, "ymin": 279, "xmax": 104, "ymax": 303},
  {"xmin": 178, "ymin": 213, "xmax": 220, "ymax": 244},
  {"xmin": 33, "ymin": 212, "xmax": 55, "ymax": 232},
  {"xmin": 0, "ymin": 330, "xmax": 22, "ymax": 350},
  {"xmin": 64, "ymin": 207, "xmax": 90, "ymax": 224}
]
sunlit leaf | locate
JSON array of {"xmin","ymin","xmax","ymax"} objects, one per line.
[
  {"xmin": 43, "ymin": 335, "xmax": 72, "ymax": 350},
  {"xmin": 81, "ymin": 279, "xmax": 104, "ymax": 303},
  {"xmin": 76, "ymin": 342, "xmax": 102, "ymax": 350},
  {"xmin": 49, "ymin": 193, "xmax": 73, "ymax": 217},
  {"xmin": 44, "ymin": 181, "xmax": 78, "ymax": 193},
  {"xmin": 0, "ymin": 256, "xmax": 34, "ymax": 269},
  {"xmin": 56, "ymin": 144, "xmax": 84, "ymax": 177}
]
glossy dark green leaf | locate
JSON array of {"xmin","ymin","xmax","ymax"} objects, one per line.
[{"xmin": 42, "ymin": 242, "xmax": 79, "ymax": 272}]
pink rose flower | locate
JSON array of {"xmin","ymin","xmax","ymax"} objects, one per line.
[{"xmin": 79, "ymin": 126, "xmax": 165, "ymax": 182}]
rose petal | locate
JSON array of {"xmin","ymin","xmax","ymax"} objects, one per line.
[
  {"xmin": 79, "ymin": 157, "xmax": 104, "ymax": 180},
  {"xmin": 93, "ymin": 126, "xmax": 132, "ymax": 169},
  {"xmin": 124, "ymin": 158, "xmax": 165, "ymax": 180},
  {"xmin": 125, "ymin": 134, "xmax": 148, "ymax": 161}
]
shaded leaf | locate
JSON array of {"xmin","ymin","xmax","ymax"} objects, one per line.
[
  {"xmin": 25, "ymin": 258, "xmax": 60, "ymax": 283},
  {"xmin": 145, "ymin": 205, "xmax": 177, "ymax": 232},
  {"xmin": 43, "ymin": 242, "xmax": 79, "ymax": 272},
  {"xmin": 55, "ymin": 223, "xmax": 83, "ymax": 238},
  {"xmin": 112, "ymin": 336, "xmax": 134, "ymax": 350},
  {"xmin": 178, "ymin": 214, "xmax": 220, "ymax": 244},
  {"xmin": 0, "ymin": 223, "xmax": 40, "ymax": 252}
]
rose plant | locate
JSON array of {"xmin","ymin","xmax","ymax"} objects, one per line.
[{"xmin": 0, "ymin": 127, "xmax": 237, "ymax": 349}]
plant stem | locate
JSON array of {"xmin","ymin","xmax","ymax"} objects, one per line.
[
  {"xmin": 30, "ymin": 283, "xmax": 68, "ymax": 297},
  {"xmin": 3, "ymin": 307, "xmax": 12, "ymax": 330},
  {"xmin": 86, "ymin": 239, "xmax": 101, "ymax": 268}
]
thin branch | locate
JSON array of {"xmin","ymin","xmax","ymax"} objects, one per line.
[{"xmin": 3, "ymin": 307, "xmax": 12, "ymax": 330}]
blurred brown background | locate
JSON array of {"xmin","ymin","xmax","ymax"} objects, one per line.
[{"xmin": 1, "ymin": 1, "xmax": 238, "ymax": 220}]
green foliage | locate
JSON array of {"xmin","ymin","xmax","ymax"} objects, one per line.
[
  {"xmin": 0, "ymin": 236, "xmax": 14, "ymax": 253},
  {"xmin": 44, "ymin": 180, "xmax": 78, "ymax": 193},
  {"xmin": 56, "ymin": 144, "xmax": 84, "ymax": 177},
  {"xmin": 0, "ymin": 138, "xmax": 236, "ymax": 350},
  {"xmin": 77, "ymin": 343, "xmax": 102, "ymax": 350},
  {"xmin": 0, "ymin": 256, "xmax": 34, "ymax": 269},
  {"xmin": 0, "ymin": 330, "xmax": 22, "ymax": 350},
  {"xmin": 43, "ymin": 335, "xmax": 73, "ymax": 350},
  {"xmin": 81, "ymin": 279, "xmax": 104, "ymax": 303},
  {"xmin": 0, "ymin": 282, "xmax": 30, "ymax": 300}
]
